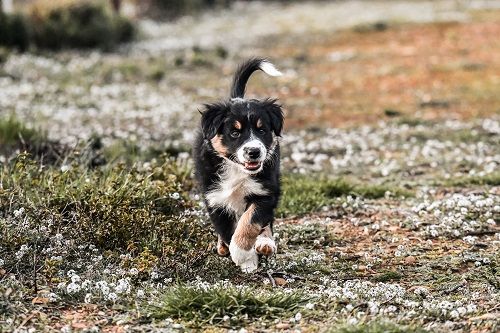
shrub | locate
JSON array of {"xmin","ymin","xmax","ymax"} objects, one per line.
[
  {"xmin": 0, "ymin": 154, "xmax": 212, "ymax": 280},
  {"xmin": 0, "ymin": 12, "xmax": 30, "ymax": 51},
  {"xmin": 29, "ymin": 0, "xmax": 134, "ymax": 50},
  {"xmin": 147, "ymin": 0, "xmax": 233, "ymax": 18}
]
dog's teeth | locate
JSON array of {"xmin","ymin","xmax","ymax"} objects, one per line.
[{"xmin": 260, "ymin": 61, "xmax": 283, "ymax": 77}]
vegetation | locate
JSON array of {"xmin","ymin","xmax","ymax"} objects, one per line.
[
  {"xmin": 278, "ymin": 174, "xmax": 412, "ymax": 217},
  {"xmin": 1, "ymin": 3, "xmax": 499, "ymax": 332},
  {"xmin": 0, "ymin": 153, "xmax": 211, "ymax": 283},
  {"xmin": 152, "ymin": 284, "xmax": 307, "ymax": 325},
  {"xmin": 328, "ymin": 321, "xmax": 430, "ymax": 333},
  {"xmin": 0, "ymin": 0, "xmax": 134, "ymax": 51},
  {"xmin": 0, "ymin": 12, "xmax": 29, "ymax": 51}
]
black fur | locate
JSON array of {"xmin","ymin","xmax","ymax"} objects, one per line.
[
  {"xmin": 193, "ymin": 58, "xmax": 284, "ymax": 246},
  {"xmin": 230, "ymin": 58, "xmax": 268, "ymax": 98}
]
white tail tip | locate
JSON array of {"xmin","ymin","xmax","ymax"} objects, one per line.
[{"xmin": 260, "ymin": 61, "xmax": 283, "ymax": 77}]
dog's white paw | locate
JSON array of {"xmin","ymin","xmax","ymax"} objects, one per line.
[
  {"xmin": 255, "ymin": 235, "xmax": 277, "ymax": 256},
  {"xmin": 229, "ymin": 241, "xmax": 259, "ymax": 273}
]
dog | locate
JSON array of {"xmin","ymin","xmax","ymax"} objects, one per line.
[{"xmin": 193, "ymin": 58, "xmax": 284, "ymax": 272}]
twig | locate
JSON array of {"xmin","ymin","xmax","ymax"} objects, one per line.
[
  {"xmin": 272, "ymin": 271, "xmax": 305, "ymax": 280},
  {"xmin": 14, "ymin": 312, "xmax": 37, "ymax": 332},
  {"xmin": 267, "ymin": 271, "xmax": 276, "ymax": 287}
]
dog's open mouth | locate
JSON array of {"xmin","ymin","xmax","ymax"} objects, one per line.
[{"xmin": 243, "ymin": 161, "xmax": 262, "ymax": 171}]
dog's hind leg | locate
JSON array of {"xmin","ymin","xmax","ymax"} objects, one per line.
[{"xmin": 217, "ymin": 235, "xmax": 230, "ymax": 257}]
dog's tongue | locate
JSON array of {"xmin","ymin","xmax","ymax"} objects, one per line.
[{"xmin": 244, "ymin": 162, "xmax": 260, "ymax": 170}]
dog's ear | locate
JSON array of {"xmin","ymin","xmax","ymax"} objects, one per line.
[
  {"xmin": 263, "ymin": 99, "xmax": 284, "ymax": 136},
  {"xmin": 200, "ymin": 103, "xmax": 228, "ymax": 139}
]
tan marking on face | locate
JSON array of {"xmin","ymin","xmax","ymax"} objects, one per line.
[
  {"xmin": 233, "ymin": 204, "xmax": 260, "ymax": 250},
  {"xmin": 217, "ymin": 235, "xmax": 230, "ymax": 257},
  {"xmin": 234, "ymin": 121, "xmax": 242, "ymax": 130},
  {"xmin": 211, "ymin": 135, "xmax": 227, "ymax": 156},
  {"xmin": 255, "ymin": 225, "xmax": 274, "ymax": 256},
  {"xmin": 256, "ymin": 118, "xmax": 263, "ymax": 128}
]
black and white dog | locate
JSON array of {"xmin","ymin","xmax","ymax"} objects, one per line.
[{"xmin": 193, "ymin": 58, "xmax": 284, "ymax": 272}]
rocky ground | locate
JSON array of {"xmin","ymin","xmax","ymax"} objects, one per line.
[{"xmin": 0, "ymin": 1, "xmax": 499, "ymax": 332}]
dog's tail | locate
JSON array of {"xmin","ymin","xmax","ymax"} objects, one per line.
[{"xmin": 230, "ymin": 58, "xmax": 282, "ymax": 99}]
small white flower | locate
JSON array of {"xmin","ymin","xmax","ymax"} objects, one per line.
[
  {"xmin": 13, "ymin": 207, "xmax": 25, "ymax": 218},
  {"xmin": 61, "ymin": 325, "xmax": 72, "ymax": 333},
  {"xmin": 84, "ymin": 293, "xmax": 92, "ymax": 303},
  {"xmin": 106, "ymin": 292, "xmax": 118, "ymax": 302},
  {"xmin": 129, "ymin": 268, "xmax": 139, "ymax": 276},
  {"xmin": 170, "ymin": 192, "xmax": 180, "ymax": 200},
  {"xmin": 67, "ymin": 282, "xmax": 81, "ymax": 294},
  {"xmin": 60, "ymin": 165, "xmax": 71, "ymax": 172},
  {"xmin": 294, "ymin": 312, "xmax": 302, "ymax": 322},
  {"xmin": 115, "ymin": 278, "xmax": 131, "ymax": 294},
  {"xmin": 305, "ymin": 302, "xmax": 315, "ymax": 310},
  {"xmin": 136, "ymin": 289, "xmax": 145, "ymax": 298},
  {"xmin": 47, "ymin": 293, "xmax": 58, "ymax": 302},
  {"xmin": 0, "ymin": 259, "xmax": 4, "ymax": 267}
]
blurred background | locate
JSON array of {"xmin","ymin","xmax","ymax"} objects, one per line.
[{"xmin": 1, "ymin": 0, "xmax": 499, "ymax": 165}]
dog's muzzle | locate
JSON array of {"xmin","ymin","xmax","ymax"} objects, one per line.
[{"xmin": 237, "ymin": 139, "xmax": 267, "ymax": 173}]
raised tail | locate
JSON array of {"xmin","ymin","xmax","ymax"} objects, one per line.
[{"xmin": 230, "ymin": 58, "xmax": 282, "ymax": 99}]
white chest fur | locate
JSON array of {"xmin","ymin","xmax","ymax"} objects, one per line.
[{"xmin": 206, "ymin": 163, "xmax": 267, "ymax": 217}]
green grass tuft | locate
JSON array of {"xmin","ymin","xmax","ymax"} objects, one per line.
[
  {"xmin": 373, "ymin": 270, "xmax": 403, "ymax": 282},
  {"xmin": 442, "ymin": 172, "xmax": 500, "ymax": 187},
  {"xmin": 278, "ymin": 174, "xmax": 412, "ymax": 217},
  {"xmin": 328, "ymin": 321, "xmax": 430, "ymax": 333},
  {"xmin": 152, "ymin": 284, "xmax": 307, "ymax": 325},
  {"xmin": 0, "ymin": 116, "xmax": 42, "ymax": 146}
]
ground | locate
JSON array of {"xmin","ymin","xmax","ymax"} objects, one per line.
[{"xmin": 0, "ymin": 1, "xmax": 499, "ymax": 332}]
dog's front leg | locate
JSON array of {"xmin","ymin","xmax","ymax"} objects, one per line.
[
  {"xmin": 255, "ymin": 225, "xmax": 277, "ymax": 256},
  {"xmin": 229, "ymin": 204, "xmax": 261, "ymax": 272}
]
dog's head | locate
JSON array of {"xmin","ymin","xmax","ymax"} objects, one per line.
[
  {"xmin": 200, "ymin": 58, "xmax": 284, "ymax": 175},
  {"xmin": 202, "ymin": 98, "xmax": 283, "ymax": 174}
]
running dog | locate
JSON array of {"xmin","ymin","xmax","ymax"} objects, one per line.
[{"xmin": 193, "ymin": 58, "xmax": 284, "ymax": 272}]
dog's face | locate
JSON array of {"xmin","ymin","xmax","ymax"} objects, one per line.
[{"xmin": 201, "ymin": 98, "xmax": 283, "ymax": 174}]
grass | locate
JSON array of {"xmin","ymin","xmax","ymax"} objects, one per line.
[
  {"xmin": 442, "ymin": 172, "xmax": 500, "ymax": 187},
  {"xmin": 0, "ymin": 116, "xmax": 43, "ymax": 147},
  {"xmin": 278, "ymin": 174, "xmax": 412, "ymax": 217},
  {"xmin": 0, "ymin": 116, "xmax": 65, "ymax": 163},
  {"xmin": 0, "ymin": 153, "xmax": 211, "ymax": 280},
  {"xmin": 373, "ymin": 271, "xmax": 403, "ymax": 283},
  {"xmin": 152, "ymin": 284, "xmax": 307, "ymax": 326},
  {"xmin": 328, "ymin": 321, "xmax": 430, "ymax": 333}
]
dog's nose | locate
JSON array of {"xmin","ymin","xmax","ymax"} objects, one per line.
[{"xmin": 244, "ymin": 147, "xmax": 261, "ymax": 160}]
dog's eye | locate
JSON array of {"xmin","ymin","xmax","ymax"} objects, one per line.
[
  {"xmin": 258, "ymin": 128, "xmax": 266, "ymax": 134},
  {"xmin": 230, "ymin": 131, "xmax": 241, "ymax": 138}
]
